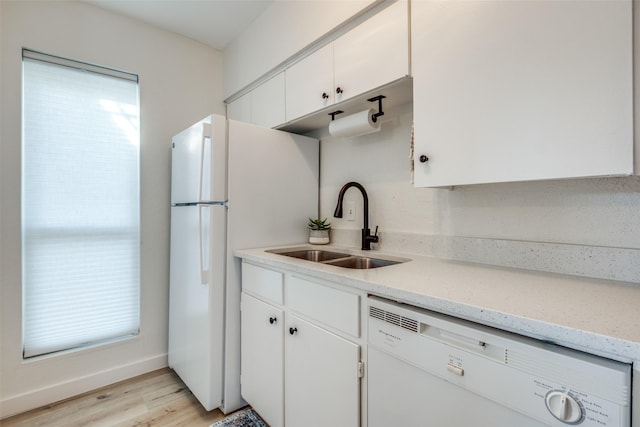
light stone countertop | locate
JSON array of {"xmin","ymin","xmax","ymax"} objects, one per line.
[{"xmin": 235, "ymin": 244, "xmax": 640, "ymax": 363}]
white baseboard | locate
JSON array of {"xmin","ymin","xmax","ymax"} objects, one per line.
[{"xmin": 0, "ymin": 353, "xmax": 168, "ymax": 420}]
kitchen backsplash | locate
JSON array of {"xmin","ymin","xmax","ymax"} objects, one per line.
[{"xmin": 331, "ymin": 229, "xmax": 640, "ymax": 284}]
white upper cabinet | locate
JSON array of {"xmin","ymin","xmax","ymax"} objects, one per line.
[
  {"xmin": 227, "ymin": 72, "xmax": 286, "ymax": 129},
  {"xmin": 227, "ymin": 92, "xmax": 251, "ymax": 123},
  {"xmin": 285, "ymin": 0, "xmax": 409, "ymax": 123},
  {"xmin": 285, "ymin": 44, "xmax": 335, "ymax": 122},
  {"xmin": 333, "ymin": 0, "xmax": 409, "ymax": 104},
  {"xmin": 412, "ymin": 0, "xmax": 633, "ymax": 187},
  {"xmin": 252, "ymin": 72, "xmax": 286, "ymax": 129},
  {"xmin": 224, "ymin": 1, "xmax": 376, "ymax": 98}
]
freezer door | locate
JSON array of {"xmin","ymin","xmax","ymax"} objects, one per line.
[
  {"xmin": 171, "ymin": 114, "xmax": 227, "ymax": 204},
  {"xmin": 168, "ymin": 203, "xmax": 226, "ymax": 411}
]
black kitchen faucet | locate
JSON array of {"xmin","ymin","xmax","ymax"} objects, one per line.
[{"xmin": 333, "ymin": 181, "xmax": 379, "ymax": 250}]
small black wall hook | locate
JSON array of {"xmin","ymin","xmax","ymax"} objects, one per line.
[{"xmin": 367, "ymin": 95, "xmax": 386, "ymax": 123}]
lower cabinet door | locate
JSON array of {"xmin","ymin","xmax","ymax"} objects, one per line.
[
  {"xmin": 241, "ymin": 293, "xmax": 284, "ymax": 427},
  {"xmin": 285, "ymin": 314, "xmax": 360, "ymax": 427}
]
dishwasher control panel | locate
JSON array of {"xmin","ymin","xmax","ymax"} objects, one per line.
[{"xmin": 367, "ymin": 296, "xmax": 631, "ymax": 427}]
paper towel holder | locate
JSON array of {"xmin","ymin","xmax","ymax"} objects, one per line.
[
  {"xmin": 368, "ymin": 95, "xmax": 386, "ymax": 123},
  {"xmin": 328, "ymin": 110, "xmax": 344, "ymax": 121}
]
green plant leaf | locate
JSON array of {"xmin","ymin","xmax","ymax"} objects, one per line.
[{"xmin": 307, "ymin": 217, "xmax": 331, "ymax": 230}]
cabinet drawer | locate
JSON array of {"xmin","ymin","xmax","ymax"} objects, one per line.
[
  {"xmin": 242, "ymin": 262, "xmax": 284, "ymax": 304},
  {"xmin": 286, "ymin": 276, "xmax": 359, "ymax": 338}
]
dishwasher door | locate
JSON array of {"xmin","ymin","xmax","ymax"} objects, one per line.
[
  {"xmin": 367, "ymin": 297, "xmax": 631, "ymax": 427},
  {"xmin": 369, "ymin": 345, "xmax": 544, "ymax": 427}
]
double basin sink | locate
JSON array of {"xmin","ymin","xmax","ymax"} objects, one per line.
[{"xmin": 266, "ymin": 247, "xmax": 409, "ymax": 269}]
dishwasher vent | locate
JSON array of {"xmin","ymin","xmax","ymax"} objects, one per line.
[{"xmin": 369, "ymin": 306, "xmax": 419, "ymax": 333}]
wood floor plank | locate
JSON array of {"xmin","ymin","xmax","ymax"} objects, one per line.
[
  {"xmin": 142, "ymin": 379, "xmax": 191, "ymax": 409},
  {"xmin": 112, "ymin": 393, "xmax": 224, "ymax": 427},
  {"xmin": 0, "ymin": 368, "xmax": 227, "ymax": 427}
]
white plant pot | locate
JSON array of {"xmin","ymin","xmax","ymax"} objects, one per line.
[{"xmin": 309, "ymin": 229, "xmax": 330, "ymax": 245}]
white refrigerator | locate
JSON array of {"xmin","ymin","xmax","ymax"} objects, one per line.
[{"xmin": 169, "ymin": 114, "xmax": 319, "ymax": 413}]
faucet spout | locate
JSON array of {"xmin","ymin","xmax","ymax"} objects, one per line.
[{"xmin": 334, "ymin": 181, "xmax": 378, "ymax": 250}]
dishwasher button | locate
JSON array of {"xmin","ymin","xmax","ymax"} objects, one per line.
[{"xmin": 447, "ymin": 364, "xmax": 464, "ymax": 376}]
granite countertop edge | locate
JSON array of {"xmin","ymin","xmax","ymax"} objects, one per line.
[{"xmin": 235, "ymin": 244, "xmax": 640, "ymax": 364}]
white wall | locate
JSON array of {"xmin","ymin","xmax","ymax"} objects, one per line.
[
  {"xmin": 0, "ymin": 1, "xmax": 224, "ymax": 417},
  {"xmin": 223, "ymin": 0, "xmax": 375, "ymax": 98},
  {"xmin": 314, "ymin": 102, "xmax": 640, "ymax": 250}
]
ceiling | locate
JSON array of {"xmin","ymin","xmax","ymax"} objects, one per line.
[{"xmin": 84, "ymin": 0, "xmax": 274, "ymax": 50}]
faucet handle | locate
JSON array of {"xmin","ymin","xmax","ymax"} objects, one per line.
[{"xmin": 371, "ymin": 226, "xmax": 379, "ymax": 243}]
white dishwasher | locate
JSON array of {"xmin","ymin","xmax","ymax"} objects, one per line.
[{"xmin": 367, "ymin": 296, "xmax": 631, "ymax": 427}]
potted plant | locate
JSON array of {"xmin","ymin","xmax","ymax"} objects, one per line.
[{"xmin": 307, "ymin": 217, "xmax": 331, "ymax": 245}]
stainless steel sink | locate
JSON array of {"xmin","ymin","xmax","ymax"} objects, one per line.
[
  {"xmin": 267, "ymin": 247, "xmax": 409, "ymax": 269},
  {"xmin": 324, "ymin": 256, "xmax": 402, "ymax": 269},
  {"xmin": 266, "ymin": 248, "xmax": 350, "ymax": 262}
]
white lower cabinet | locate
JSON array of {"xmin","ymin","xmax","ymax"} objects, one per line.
[
  {"xmin": 285, "ymin": 314, "xmax": 360, "ymax": 427},
  {"xmin": 240, "ymin": 262, "xmax": 362, "ymax": 427},
  {"xmin": 241, "ymin": 293, "xmax": 284, "ymax": 427}
]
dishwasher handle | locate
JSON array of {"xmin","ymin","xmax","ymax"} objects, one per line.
[{"xmin": 438, "ymin": 330, "xmax": 486, "ymax": 349}]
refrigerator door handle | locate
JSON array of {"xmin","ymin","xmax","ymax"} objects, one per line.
[
  {"xmin": 199, "ymin": 205, "xmax": 210, "ymax": 284},
  {"xmin": 199, "ymin": 123, "xmax": 212, "ymax": 202}
]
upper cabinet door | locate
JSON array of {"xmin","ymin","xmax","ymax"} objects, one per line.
[
  {"xmin": 285, "ymin": 43, "xmax": 335, "ymax": 122},
  {"xmin": 227, "ymin": 73, "xmax": 286, "ymax": 129},
  {"xmin": 252, "ymin": 72, "xmax": 286, "ymax": 129},
  {"xmin": 412, "ymin": 0, "xmax": 633, "ymax": 187},
  {"xmin": 227, "ymin": 92, "xmax": 252, "ymax": 123},
  {"xmin": 334, "ymin": 0, "xmax": 409, "ymax": 104}
]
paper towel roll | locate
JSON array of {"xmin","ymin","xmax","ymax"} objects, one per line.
[{"xmin": 328, "ymin": 108, "xmax": 380, "ymax": 138}]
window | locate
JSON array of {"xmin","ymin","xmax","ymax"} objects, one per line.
[{"xmin": 21, "ymin": 50, "xmax": 140, "ymax": 358}]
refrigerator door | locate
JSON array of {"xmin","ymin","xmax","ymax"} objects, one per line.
[
  {"xmin": 169, "ymin": 203, "xmax": 226, "ymax": 411},
  {"xmin": 171, "ymin": 114, "xmax": 227, "ymax": 204},
  {"xmin": 169, "ymin": 113, "xmax": 228, "ymax": 411}
]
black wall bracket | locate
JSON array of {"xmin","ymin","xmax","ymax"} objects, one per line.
[
  {"xmin": 368, "ymin": 95, "xmax": 386, "ymax": 123},
  {"xmin": 328, "ymin": 110, "xmax": 344, "ymax": 121}
]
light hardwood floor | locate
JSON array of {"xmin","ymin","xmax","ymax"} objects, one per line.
[{"xmin": 0, "ymin": 368, "xmax": 231, "ymax": 427}]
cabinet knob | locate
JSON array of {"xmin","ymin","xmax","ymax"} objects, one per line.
[
  {"xmin": 289, "ymin": 327, "xmax": 298, "ymax": 335},
  {"xmin": 419, "ymin": 155, "xmax": 429, "ymax": 163},
  {"xmin": 269, "ymin": 317, "xmax": 277, "ymax": 325},
  {"xmin": 322, "ymin": 92, "xmax": 329, "ymax": 99},
  {"xmin": 336, "ymin": 87, "xmax": 343, "ymax": 94}
]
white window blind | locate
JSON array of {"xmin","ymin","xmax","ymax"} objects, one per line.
[{"xmin": 22, "ymin": 50, "xmax": 140, "ymax": 358}]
